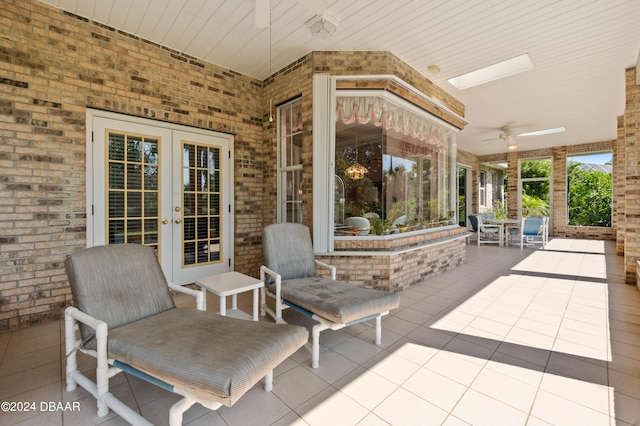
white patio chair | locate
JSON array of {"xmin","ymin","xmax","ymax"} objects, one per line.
[
  {"xmin": 468, "ymin": 214, "xmax": 501, "ymax": 245},
  {"xmin": 260, "ymin": 223, "xmax": 400, "ymax": 368},
  {"xmin": 518, "ymin": 216, "xmax": 546, "ymax": 250}
]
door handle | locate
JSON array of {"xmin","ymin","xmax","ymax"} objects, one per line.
[
  {"xmin": 174, "ymin": 218, "xmax": 182, "ymax": 224},
  {"xmin": 161, "ymin": 218, "xmax": 169, "ymax": 225}
]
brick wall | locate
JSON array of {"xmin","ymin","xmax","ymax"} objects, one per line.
[
  {"xmin": 476, "ymin": 140, "xmax": 617, "ymax": 241},
  {"xmin": 317, "ymin": 229, "xmax": 467, "ymax": 293},
  {"xmin": 0, "ymin": 0, "xmax": 265, "ymax": 331},
  {"xmin": 615, "ymin": 116, "xmax": 625, "ymax": 255},
  {"xmin": 624, "ymin": 66, "xmax": 640, "ymax": 284}
]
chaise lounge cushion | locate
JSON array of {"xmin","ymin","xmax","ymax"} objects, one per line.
[
  {"xmin": 267, "ymin": 277, "xmax": 400, "ymax": 324},
  {"xmin": 65, "ymin": 244, "xmax": 176, "ymax": 341},
  {"xmin": 107, "ymin": 308, "xmax": 308, "ymax": 406}
]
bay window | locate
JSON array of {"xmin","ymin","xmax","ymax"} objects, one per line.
[{"xmin": 334, "ymin": 92, "xmax": 456, "ymax": 236}]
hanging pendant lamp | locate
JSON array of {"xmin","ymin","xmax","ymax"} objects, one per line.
[{"xmin": 345, "ymin": 121, "xmax": 368, "ymax": 180}]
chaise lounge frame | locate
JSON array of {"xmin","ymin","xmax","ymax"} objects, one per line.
[
  {"xmin": 64, "ymin": 244, "xmax": 308, "ymax": 426},
  {"xmin": 260, "ymin": 223, "xmax": 400, "ymax": 369}
]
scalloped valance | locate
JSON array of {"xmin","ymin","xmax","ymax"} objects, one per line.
[{"xmin": 336, "ymin": 95, "xmax": 450, "ymax": 151}]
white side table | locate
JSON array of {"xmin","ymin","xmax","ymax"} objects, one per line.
[{"xmin": 195, "ymin": 272, "xmax": 264, "ymax": 321}]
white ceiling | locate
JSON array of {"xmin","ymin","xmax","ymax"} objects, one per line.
[{"xmin": 38, "ymin": 0, "xmax": 640, "ymax": 155}]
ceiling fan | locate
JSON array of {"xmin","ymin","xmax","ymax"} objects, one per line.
[
  {"xmin": 482, "ymin": 126, "xmax": 519, "ymax": 151},
  {"xmin": 254, "ymin": 0, "xmax": 328, "ymax": 28},
  {"xmin": 482, "ymin": 125, "xmax": 566, "ymax": 151}
]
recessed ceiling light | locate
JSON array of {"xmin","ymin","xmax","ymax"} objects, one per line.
[
  {"xmin": 518, "ymin": 127, "xmax": 566, "ymax": 136},
  {"xmin": 447, "ymin": 54, "xmax": 534, "ymax": 90}
]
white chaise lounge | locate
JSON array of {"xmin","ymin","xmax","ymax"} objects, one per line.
[
  {"xmin": 260, "ymin": 223, "xmax": 400, "ymax": 368},
  {"xmin": 64, "ymin": 244, "xmax": 308, "ymax": 426}
]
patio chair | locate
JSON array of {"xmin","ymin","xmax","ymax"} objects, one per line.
[
  {"xmin": 260, "ymin": 223, "xmax": 400, "ymax": 368},
  {"xmin": 468, "ymin": 214, "xmax": 501, "ymax": 245},
  {"xmin": 64, "ymin": 244, "xmax": 308, "ymax": 426},
  {"xmin": 518, "ymin": 216, "xmax": 546, "ymax": 250}
]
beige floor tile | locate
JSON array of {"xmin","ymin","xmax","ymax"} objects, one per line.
[
  {"xmin": 337, "ymin": 369, "xmax": 397, "ymax": 410},
  {"xmin": 296, "ymin": 387, "xmax": 369, "ymax": 426},
  {"xmin": 451, "ymin": 389, "xmax": 529, "ymax": 426},
  {"xmin": 539, "ymin": 372, "xmax": 611, "ymax": 415},
  {"xmin": 469, "ymin": 367, "xmax": 538, "ymax": 413},
  {"xmin": 402, "ymin": 367, "xmax": 467, "ymax": 412},
  {"xmin": 373, "ymin": 388, "xmax": 449, "ymax": 426},
  {"xmin": 530, "ymin": 389, "xmax": 611, "ymax": 426},
  {"xmin": 3, "ymin": 240, "xmax": 638, "ymax": 425},
  {"xmin": 423, "ymin": 350, "xmax": 484, "ymax": 387}
]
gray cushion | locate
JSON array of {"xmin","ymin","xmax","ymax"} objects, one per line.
[
  {"xmin": 108, "ymin": 308, "xmax": 308, "ymax": 406},
  {"xmin": 269, "ymin": 277, "xmax": 400, "ymax": 324},
  {"xmin": 65, "ymin": 244, "xmax": 175, "ymax": 341},
  {"xmin": 263, "ymin": 223, "xmax": 317, "ymax": 280}
]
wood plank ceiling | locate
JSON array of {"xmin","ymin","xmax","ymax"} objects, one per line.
[{"xmin": 38, "ymin": 0, "xmax": 640, "ymax": 155}]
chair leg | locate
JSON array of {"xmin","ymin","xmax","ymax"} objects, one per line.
[
  {"xmin": 64, "ymin": 311, "xmax": 78, "ymax": 392},
  {"xmin": 311, "ymin": 322, "xmax": 329, "ymax": 369},
  {"xmin": 264, "ymin": 370, "xmax": 273, "ymax": 392},
  {"xmin": 375, "ymin": 315, "xmax": 382, "ymax": 345},
  {"xmin": 169, "ymin": 397, "xmax": 197, "ymax": 426}
]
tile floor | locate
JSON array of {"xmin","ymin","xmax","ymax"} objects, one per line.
[{"xmin": 1, "ymin": 239, "xmax": 640, "ymax": 425}]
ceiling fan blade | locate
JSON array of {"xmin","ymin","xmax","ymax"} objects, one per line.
[
  {"xmin": 517, "ymin": 127, "xmax": 566, "ymax": 137},
  {"xmin": 255, "ymin": 0, "xmax": 270, "ymax": 28}
]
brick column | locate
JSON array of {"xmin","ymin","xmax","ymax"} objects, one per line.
[{"xmin": 624, "ymin": 66, "xmax": 640, "ymax": 284}]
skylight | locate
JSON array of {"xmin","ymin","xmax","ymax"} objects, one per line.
[
  {"xmin": 447, "ymin": 54, "xmax": 534, "ymax": 90},
  {"xmin": 518, "ymin": 126, "xmax": 566, "ymax": 136}
]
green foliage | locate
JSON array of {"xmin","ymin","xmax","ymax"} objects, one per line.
[
  {"xmin": 522, "ymin": 193, "xmax": 549, "ymax": 216},
  {"xmin": 520, "ymin": 159, "xmax": 551, "ymax": 178},
  {"xmin": 567, "ymin": 163, "xmax": 612, "ymax": 227}
]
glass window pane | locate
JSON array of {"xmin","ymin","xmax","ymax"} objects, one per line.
[
  {"xmin": 144, "ymin": 165, "xmax": 158, "ymax": 190},
  {"xmin": 109, "ymin": 163, "xmax": 125, "ymax": 189},
  {"xmin": 144, "ymin": 192, "xmax": 157, "ymax": 216},
  {"xmin": 197, "ymin": 217, "xmax": 208, "ymax": 239},
  {"xmin": 108, "ymin": 133, "xmax": 125, "ymax": 161},
  {"xmin": 127, "ymin": 192, "xmax": 142, "ymax": 217},
  {"xmin": 108, "ymin": 192, "xmax": 124, "ymax": 218},
  {"xmin": 184, "ymin": 193, "xmax": 195, "ymax": 215},
  {"xmin": 127, "ymin": 164, "xmax": 142, "ymax": 190},
  {"xmin": 521, "ymin": 159, "xmax": 551, "ymax": 178},
  {"xmin": 184, "ymin": 168, "xmax": 195, "ymax": 192},
  {"xmin": 127, "ymin": 137, "xmax": 142, "ymax": 162},
  {"xmin": 209, "ymin": 217, "xmax": 219, "ymax": 237},
  {"xmin": 197, "ymin": 146, "xmax": 208, "ymax": 168},
  {"xmin": 108, "ymin": 220, "xmax": 125, "ymax": 244},
  {"xmin": 289, "ymin": 134, "xmax": 302, "ymax": 167},
  {"xmin": 209, "ymin": 170, "xmax": 219, "ymax": 193},
  {"xmin": 184, "ymin": 145, "xmax": 195, "ymax": 168},
  {"xmin": 567, "ymin": 152, "xmax": 612, "ymax": 227},
  {"xmin": 144, "ymin": 140, "xmax": 158, "ymax": 164},
  {"xmin": 184, "ymin": 217, "xmax": 196, "ymax": 240},
  {"xmin": 334, "ymin": 94, "xmax": 454, "ymax": 235},
  {"xmin": 184, "ymin": 242, "xmax": 196, "ymax": 265},
  {"xmin": 209, "ymin": 149, "xmax": 218, "ymax": 170},
  {"xmin": 209, "ymin": 194, "xmax": 219, "ymax": 215}
]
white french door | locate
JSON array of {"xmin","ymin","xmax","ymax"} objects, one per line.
[{"xmin": 87, "ymin": 111, "xmax": 233, "ymax": 285}]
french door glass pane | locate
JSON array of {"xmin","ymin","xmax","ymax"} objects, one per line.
[
  {"xmin": 106, "ymin": 131, "xmax": 159, "ymax": 252},
  {"xmin": 182, "ymin": 143, "xmax": 222, "ymax": 266}
]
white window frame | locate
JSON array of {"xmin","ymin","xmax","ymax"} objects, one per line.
[
  {"xmin": 277, "ymin": 98, "xmax": 304, "ymax": 223},
  {"xmin": 479, "ymin": 171, "xmax": 486, "ymax": 208}
]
